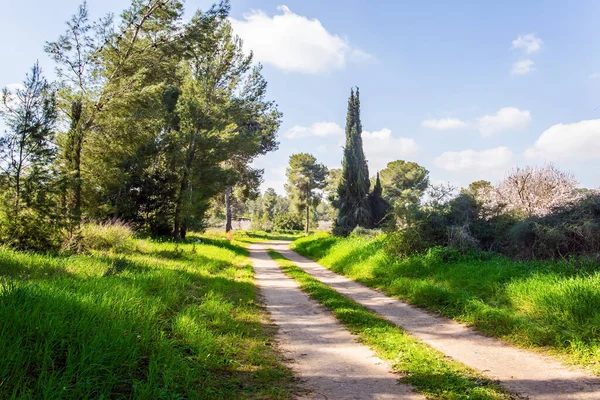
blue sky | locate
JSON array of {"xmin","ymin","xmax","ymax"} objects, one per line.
[{"xmin": 2, "ymin": 0, "xmax": 600, "ymax": 194}]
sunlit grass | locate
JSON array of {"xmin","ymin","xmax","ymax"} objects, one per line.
[
  {"xmin": 0, "ymin": 234, "xmax": 293, "ymax": 399},
  {"xmin": 268, "ymin": 250, "xmax": 513, "ymax": 400},
  {"xmin": 291, "ymin": 233, "xmax": 600, "ymax": 375}
]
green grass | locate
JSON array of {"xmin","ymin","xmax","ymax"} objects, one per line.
[
  {"xmin": 267, "ymin": 250, "xmax": 513, "ymax": 400},
  {"xmin": 0, "ymin": 234, "xmax": 293, "ymax": 399},
  {"xmin": 233, "ymin": 230, "xmax": 306, "ymax": 243},
  {"xmin": 291, "ymin": 232, "xmax": 600, "ymax": 374}
]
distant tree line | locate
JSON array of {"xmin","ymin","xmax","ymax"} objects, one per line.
[{"xmin": 278, "ymin": 87, "xmax": 600, "ymax": 261}]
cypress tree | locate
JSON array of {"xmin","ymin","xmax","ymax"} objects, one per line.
[
  {"xmin": 368, "ymin": 172, "xmax": 391, "ymax": 227},
  {"xmin": 333, "ymin": 88, "xmax": 371, "ymax": 235}
]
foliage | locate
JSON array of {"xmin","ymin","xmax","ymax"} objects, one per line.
[
  {"xmin": 506, "ymin": 192, "xmax": 600, "ymax": 259},
  {"xmin": 378, "ymin": 160, "xmax": 429, "ymax": 219},
  {"xmin": 0, "ymin": 63, "xmax": 60, "ymax": 250},
  {"xmin": 285, "ymin": 153, "xmax": 328, "ymax": 232},
  {"xmin": 334, "ymin": 88, "xmax": 371, "ymax": 235},
  {"xmin": 269, "ymin": 250, "xmax": 512, "ymax": 399},
  {"xmin": 273, "ymin": 212, "xmax": 304, "ymax": 231},
  {"xmin": 76, "ymin": 220, "xmax": 136, "ymax": 253},
  {"xmin": 291, "ymin": 233, "xmax": 600, "ymax": 374},
  {"xmin": 262, "ymin": 187, "xmax": 278, "ymax": 218},
  {"xmin": 480, "ymin": 164, "xmax": 581, "ymax": 218},
  {"xmin": 0, "ymin": 235, "xmax": 294, "ymax": 398},
  {"xmin": 368, "ymin": 172, "xmax": 392, "ymax": 228}
]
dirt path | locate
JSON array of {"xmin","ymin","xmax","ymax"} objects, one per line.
[
  {"xmin": 249, "ymin": 243, "xmax": 423, "ymax": 400},
  {"xmin": 270, "ymin": 241, "xmax": 600, "ymax": 400}
]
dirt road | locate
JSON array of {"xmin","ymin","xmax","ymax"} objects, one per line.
[
  {"xmin": 249, "ymin": 243, "xmax": 423, "ymax": 400},
  {"xmin": 270, "ymin": 241, "xmax": 600, "ymax": 400}
]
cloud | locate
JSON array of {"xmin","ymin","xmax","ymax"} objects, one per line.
[
  {"xmin": 421, "ymin": 117, "xmax": 468, "ymax": 130},
  {"xmin": 512, "ymin": 33, "xmax": 542, "ymax": 54},
  {"xmin": 477, "ymin": 107, "xmax": 531, "ymax": 136},
  {"xmin": 361, "ymin": 128, "xmax": 419, "ymax": 172},
  {"xmin": 511, "ymin": 59, "xmax": 535, "ymax": 75},
  {"xmin": 525, "ymin": 119, "xmax": 600, "ymax": 161},
  {"xmin": 590, "ymin": 72, "xmax": 600, "ymax": 79},
  {"xmin": 434, "ymin": 147, "xmax": 513, "ymax": 172},
  {"xmin": 229, "ymin": 5, "xmax": 373, "ymax": 74},
  {"xmin": 284, "ymin": 121, "xmax": 344, "ymax": 139}
]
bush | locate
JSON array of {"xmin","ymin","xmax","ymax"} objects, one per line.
[
  {"xmin": 505, "ymin": 193, "xmax": 600, "ymax": 260},
  {"xmin": 75, "ymin": 221, "xmax": 136, "ymax": 253},
  {"xmin": 0, "ymin": 208, "xmax": 61, "ymax": 251},
  {"xmin": 350, "ymin": 226, "xmax": 384, "ymax": 239},
  {"xmin": 273, "ymin": 213, "xmax": 304, "ymax": 231},
  {"xmin": 447, "ymin": 225, "xmax": 480, "ymax": 253}
]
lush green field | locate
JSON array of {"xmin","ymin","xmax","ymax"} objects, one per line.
[
  {"xmin": 268, "ymin": 250, "xmax": 512, "ymax": 400},
  {"xmin": 291, "ymin": 232, "xmax": 600, "ymax": 374},
  {"xmin": 0, "ymin": 235, "xmax": 293, "ymax": 399}
]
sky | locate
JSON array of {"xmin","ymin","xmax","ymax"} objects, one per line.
[{"xmin": 2, "ymin": 0, "xmax": 600, "ymax": 195}]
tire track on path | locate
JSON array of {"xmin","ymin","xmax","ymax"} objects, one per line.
[
  {"xmin": 272, "ymin": 241, "xmax": 600, "ymax": 400},
  {"xmin": 249, "ymin": 243, "xmax": 423, "ymax": 400}
]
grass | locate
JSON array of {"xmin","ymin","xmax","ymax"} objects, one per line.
[
  {"xmin": 233, "ymin": 230, "xmax": 306, "ymax": 243},
  {"xmin": 291, "ymin": 232, "xmax": 600, "ymax": 375},
  {"xmin": 267, "ymin": 250, "xmax": 514, "ymax": 400},
  {"xmin": 0, "ymin": 233, "xmax": 294, "ymax": 399}
]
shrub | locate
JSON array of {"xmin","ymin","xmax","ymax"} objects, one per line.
[
  {"xmin": 273, "ymin": 213, "xmax": 304, "ymax": 231},
  {"xmin": 0, "ymin": 208, "xmax": 61, "ymax": 251},
  {"xmin": 75, "ymin": 221, "xmax": 136, "ymax": 253},
  {"xmin": 505, "ymin": 193, "xmax": 600, "ymax": 259},
  {"xmin": 350, "ymin": 226, "xmax": 384, "ymax": 238},
  {"xmin": 447, "ymin": 225, "xmax": 480, "ymax": 253}
]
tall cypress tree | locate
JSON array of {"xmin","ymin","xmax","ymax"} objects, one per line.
[
  {"xmin": 368, "ymin": 171, "xmax": 391, "ymax": 227},
  {"xmin": 333, "ymin": 88, "xmax": 371, "ymax": 235}
]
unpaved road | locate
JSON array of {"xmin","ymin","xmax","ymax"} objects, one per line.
[
  {"xmin": 269, "ymin": 241, "xmax": 600, "ymax": 400},
  {"xmin": 249, "ymin": 243, "xmax": 423, "ymax": 400}
]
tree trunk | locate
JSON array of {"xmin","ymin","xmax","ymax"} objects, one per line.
[
  {"xmin": 173, "ymin": 128, "xmax": 198, "ymax": 240},
  {"xmin": 305, "ymin": 204, "xmax": 310, "ymax": 234},
  {"xmin": 173, "ymin": 170, "xmax": 188, "ymax": 240},
  {"xmin": 67, "ymin": 100, "xmax": 83, "ymax": 233},
  {"xmin": 225, "ymin": 186, "xmax": 233, "ymax": 233}
]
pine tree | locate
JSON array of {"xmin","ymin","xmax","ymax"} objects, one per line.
[
  {"xmin": 333, "ymin": 87, "xmax": 371, "ymax": 235},
  {"xmin": 368, "ymin": 172, "xmax": 391, "ymax": 227},
  {"xmin": 0, "ymin": 62, "xmax": 59, "ymax": 249}
]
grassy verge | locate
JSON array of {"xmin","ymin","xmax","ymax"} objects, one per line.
[
  {"xmin": 0, "ymin": 234, "xmax": 293, "ymax": 399},
  {"xmin": 233, "ymin": 230, "xmax": 306, "ymax": 243},
  {"xmin": 267, "ymin": 250, "xmax": 514, "ymax": 400},
  {"xmin": 291, "ymin": 232, "xmax": 600, "ymax": 374}
]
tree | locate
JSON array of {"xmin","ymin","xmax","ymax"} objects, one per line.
[
  {"xmin": 479, "ymin": 164, "xmax": 581, "ymax": 218},
  {"xmin": 334, "ymin": 88, "xmax": 371, "ymax": 235},
  {"xmin": 285, "ymin": 153, "xmax": 327, "ymax": 233},
  {"xmin": 0, "ymin": 63, "xmax": 59, "ymax": 249},
  {"xmin": 368, "ymin": 172, "xmax": 391, "ymax": 227},
  {"xmin": 379, "ymin": 160, "xmax": 429, "ymax": 219},
  {"xmin": 171, "ymin": 3, "xmax": 279, "ymax": 238},
  {"xmin": 262, "ymin": 188, "xmax": 278, "ymax": 218},
  {"xmin": 45, "ymin": 0, "xmax": 183, "ymax": 233}
]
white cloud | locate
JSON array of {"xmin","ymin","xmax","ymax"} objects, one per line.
[
  {"xmin": 361, "ymin": 128, "xmax": 419, "ymax": 172},
  {"xmin": 285, "ymin": 121, "xmax": 344, "ymax": 139},
  {"xmin": 511, "ymin": 59, "xmax": 535, "ymax": 75},
  {"xmin": 525, "ymin": 119, "xmax": 600, "ymax": 161},
  {"xmin": 421, "ymin": 117, "xmax": 468, "ymax": 130},
  {"xmin": 477, "ymin": 107, "xmax": 531, "ymax": 136},
  {"xmin": 512, "ymin": 33, "xmax": 543, "ymax": 54},
  {"xmin": 434, "ymin": 146, "xmax": 513, "ymax": 172},
  {"xmin": 590, "ymin": 72, "xmax": 600, "ymax": 79},
  {"xmin": 229, "ymin": 5, "xmax": 372, "ymax": 74}
]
